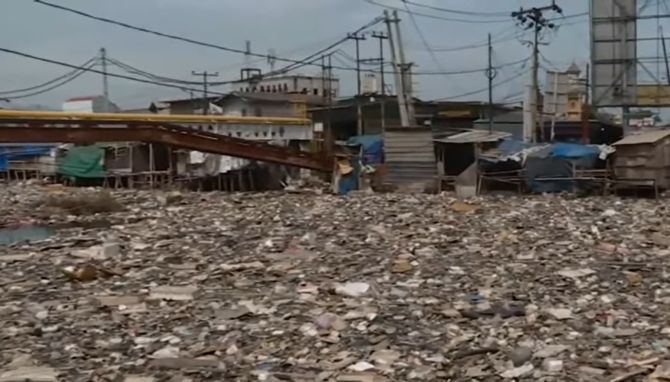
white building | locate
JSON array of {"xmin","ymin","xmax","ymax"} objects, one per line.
[
  {"xmin": 232, "ymin": 74, "xmax": 339, "ymax": 98},
  {"xmin": 62, "ymin": 95, "xmax": 119, "ymax": 113}
]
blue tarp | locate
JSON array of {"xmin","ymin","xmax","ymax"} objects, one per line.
[
  {"xmin": 346, "ymin": 135, "xmax": 384, "ymax": 165},
  {"xmin": 479, "ymin": 140, "xmax": 607, "ymax": 193},
  {"xmin": 526, "ymin": 143, "xmax": 602, "ymax": 193},
  {"xmin": 497, "ymin": 139, "xmax": 533, "ymax": 156},
  {"xmin": 547, "ymin": 143, "xmax": 600, "ymax": 159},
  {"xmin": 338, "ymin": 154, "xmax": 361, "ymax": 195},
  {"xmin": 0, "ymin": 145, "xmax": 54, "ymax": 171}
]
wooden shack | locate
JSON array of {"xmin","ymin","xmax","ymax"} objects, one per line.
[{"xmin": 612, "ymin": 130, "xmax": 670, "ymax": 189}]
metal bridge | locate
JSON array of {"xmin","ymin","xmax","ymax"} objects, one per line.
[{"xmin": 0, "ymin": 110, "xmax": 330, "ymax": 171}]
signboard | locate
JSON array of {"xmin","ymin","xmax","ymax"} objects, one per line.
[
  {"xmin": 438, "ymin": 109, "xmax": 473, "ymax": 118},
  {"xmin": 543, "ymin": 71, "xmax": 569, "ymax": 117},
  {"xmin": 636, "ymin": 85, "xmax": 670, "ymax": 106},
  {"xmin": 590, "ymin": 0, "xmax": 638, "ymax": 107}
]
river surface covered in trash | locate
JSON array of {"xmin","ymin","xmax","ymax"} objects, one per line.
[
  {"xmin": 0, "ymin": 185, "xmax": 669, "ymax": 381},
  {"xmin": 0, "ymin": 225, "xmax": 55, "ymax": 247}
]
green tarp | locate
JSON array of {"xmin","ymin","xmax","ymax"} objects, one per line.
[{"xmin": 58, "ymin": 146, "xmax": 105, "ymax": 178}]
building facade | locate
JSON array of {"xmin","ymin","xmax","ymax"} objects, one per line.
[
  {"xmin": 565, "ymin": 63, "xmax": 587, "ymax": 121},
  {"xmin": 233, "ymin": 74, "xmax": 339, "ymax": 98},
  {"xmin": 62, "ymin": 95, "xmax": 119, "ymax": 113}
]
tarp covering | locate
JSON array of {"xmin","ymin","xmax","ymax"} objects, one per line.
[
  {"xmin": 525, "ymin": 144, "xmax": 602, "ymax": 193},
  {"xmin": 480, "ymin": 140, "xmax": 614, "ymax": 163},
  {"xmin": 338, "ymin": 155, "xmax": 360, "ymax": 195},
  {"xmin": 58, "ymin": 145, "xmax": 105, "ymax": 178},
  {"xmin": 547, "ymin": 143, "xmax": 601, "ymax": 159},
  {"xmin": 346, "ymin": 135, "xmax": 384, "ymax": 165},
  {"xmin": 479, "ymin": 139, "xmax": 536, "ymax": 163},
  {"xmin": 479, "ymin": 140, "xmax": 613, "ymax": 193},
  {"xmin": 0, "ymin": 145, "xmax": 54, "ymax": 171}
]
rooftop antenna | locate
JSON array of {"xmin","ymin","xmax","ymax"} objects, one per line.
[{"xmin": 268, "ymin": 48, "xmax": 277, "ymax": 72}]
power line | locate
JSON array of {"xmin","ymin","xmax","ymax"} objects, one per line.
[
  {"xmin": 32, "ymin": 0, "xmax": 532, "ymax": 78},
  {"xmin": 34, "ymin": 0, "xmax": 384, "ymax": 75},
  {"xmin": 432, "ymin": 62, "xmax": 530, "ymax": 101},
  {"xmin": 415, "ymin": 28, "xmax": 528, "ymax": 53},
  {"xmin": 400, "ymin": 0, "xmax": 510, "ymax": 17},
  {"xmin": 3, "ymin": 61, "xmax": 97, "ymax": 100},
  {"xmin": 107, "ymin": 58, "xmax": 206, "ymax": 86},
  {"xmin": 402, "ymin": 0, "xmax": 465, "ymax": 94},
  {"xmin": 0, "ymin": 56, "xmax": 98, "ymax": 95},
  {"xmin": 362, "ymin": 0, "xmax": 510, "ymax": 23},
  {"xmin": 0, "ymin": 46, "xmax": 231, "ymax": 96},
  {"xmin": 539, "ymin": 51, "xmax": 561, "ymax": 71}
]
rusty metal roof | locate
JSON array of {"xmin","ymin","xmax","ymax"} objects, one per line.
[{"xmin": 612, "ymin": 129, "xmax": 670, "ymax": 146}]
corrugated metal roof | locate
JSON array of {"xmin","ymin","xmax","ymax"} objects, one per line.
[
  {"xmin": 223, "ymin": 91, "xmax": 324, "ymax": 105},
  {"xmin": 612, "ymin": 129, "xmax": 670, "ymax": 146},
  {"xmin": 434, "ymin": 130, "xmax": 511, "ymax": 144},
  {"xmin": 67, "ymin": 95, "xmax": 101, "ymax": 102}
]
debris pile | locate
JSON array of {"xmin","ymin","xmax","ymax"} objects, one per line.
[{"xmin": 1, "ymin": 185, "xmax": 670, "ymax": 381}]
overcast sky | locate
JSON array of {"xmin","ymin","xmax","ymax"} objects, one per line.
[{"xmin": 1, "ymin": 0, "xmax": 651, "ymax": 111}]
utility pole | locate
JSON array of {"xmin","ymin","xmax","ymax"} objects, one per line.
[
  {"xmin": 371, "ymin": 31, "xmax": 388, "ymax": 95},
  {"xmin": 662, "ymin": 27, "xmax": 670, "ymax": 86},
  {"xmin": 191, "ymin": 71, "xmax": 219, "ymax": 115},
  {"xmin": 371, "ymin": 31, "xmax": 389, "ymax": 130},
  {"xmin": 348, "ymin": 32, "xmax": 367, "ymax": 135},
  {"xmin": 512, "ymin": 1, "xmax": 562, "ymax": 142},
  {"xmin": 385, "ymin": 10, "xmax": 412, "ymax": 127},
  {"xmin": 485, "ymin": 33, "xmax": 497, "ymax": 134},
  {"xmin": 325, "ymin": 53, "xmax": 334, "ymax": 161},
  {"xmin": 582, "ymin": 63, "xmax": 591, "ymax": 143},
  {"xmin": 100, "ymin": 47, "xmax": 110, "ymax": 112},
  {"xmin": 347, "ymin": 32, "xmax": 367, "ymax": 95},
  {"xmin": 392, "ymin": 10, "xmax": 415, "ymax": 124}
]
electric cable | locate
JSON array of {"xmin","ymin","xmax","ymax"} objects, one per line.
[
  {"xmin": 0, "ymin": 56, "xmax": 97, "ymax": 95},
  {"xmin": 402, "ymin": 1, "xmax": 449, "ymax": 74},
  {"xmin": 32, "ymin": 0, "xmax": 534, "ymax": 78},
  {"xmin": 400, "ymin": 0, "xmax": 510, "ymax": 17},
  {"xmin": 34, "ymin": 0, "xmax": 385, "ymax": 75},
  {"xmin": 539, "ymin": 51, "xmax": 561, "ymax": 71},
  {"xmin": 362, "ymin": 0, "xmax": 510, "ymax": 23},
  {"xmin": 401, "ymin": 0, "xmax": 470, "ymax": 95},
  {"xmin": 106, "ymin": 58, "xmax": 205, "ymax": 86},
  {"xmin": 3, "ymin": 61, "xmax": 96, "ymax": 100},
  {"xmin": 0, "ymin": 46, "xmax": 230, "ymax": 96},
  {"xmin": 432, "ymin": 63, "xmax": 530, "ymax": 101}
]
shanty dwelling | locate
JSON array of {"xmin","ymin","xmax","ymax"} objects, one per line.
[
  {"xmin": 478, "ymin": 142, "xmax": 613, "ymax": 195},
  {"xmin": 383, "ymin": 126, "xmax": 437, "ymax": 192},
  {"xmin": 102, "ymin": 143, "xmax": 172, "ymax": 188},
  {"xmin": 611, "ymin": 129, "xmax": 670, "ymax": 195},
  {"xmin": 433, "ymin": 130, "xmax": 511, "ymax": 197},
  {"xmin": 0, "ymin": 144, "xmax": 58, "ymax": 182},
  {"xmin": 473, "ymin": 110, "xmax": 623, "ymax": 144},
  {"xmin": 56, "ymin": 143, "xmax": 172, "ymax": 188}
]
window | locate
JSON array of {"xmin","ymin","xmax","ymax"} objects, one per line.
[
  {"xmin": 302, "ymin": 88, "xmax": 308, "ymax": 94},
  {"xmin": 283, "ymin": 84, "xmax": 288, "ymax": 92},
  {"xmin": 260, "ymin": 86, "xmax": 265, "ymax": 92},
  {"xmin": 313, "ymin": 89, "xmax": 319, "ymax": 95},
  {"xmin": 241, "ymin": 108, "xmax": 247, "ymax": 116},
  {"xmin": 254, "ymin": 107, "xmax": 262, "ymax": 116}
]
